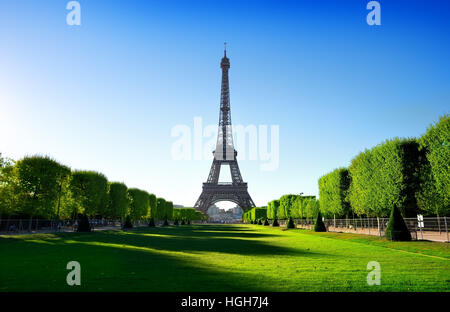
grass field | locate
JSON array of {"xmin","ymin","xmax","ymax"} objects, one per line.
[{"xmin": 0, "ymin": 224, "xmax": 449, "ymax": 291}]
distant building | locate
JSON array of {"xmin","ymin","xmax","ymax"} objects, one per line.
[{"xmin": 207, "ymin": 205, "xmax": 243, "ymax": 223}]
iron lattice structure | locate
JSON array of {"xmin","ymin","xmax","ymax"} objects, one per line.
[{"xmin": 194, "ymin": 48, "xmax": 255, "ymax": 214}]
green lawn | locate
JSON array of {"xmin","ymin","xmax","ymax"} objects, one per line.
[{"xmin": 0, "ymin": 224, "xmax": 449, "ymax": 291}]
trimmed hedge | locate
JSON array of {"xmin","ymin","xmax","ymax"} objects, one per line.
[
  {"xmin": 385, "ymin": 205, "xmax": 411, "ymax": 241},
  {"xmin": 314, "ymin": 210, "xmax": 326, "ymax": 232},
  {"xmin": 318, "ymin": 168, "xmax": 350, "ymax": 218},
  {"xmin": 123, "ymin": 214, "xmax": 133, "ymax": 229},
  {"xmin": 348, "ymin": 138, "xmax": 426, "ymax": 218},
  {"xmin": 128, "ymin": 188, "xmax": 149, "ymax": 221},
  {"xmin": 418, "ymin": 115, "xmax": 449, "ymax": 216},
  {"xmin": 77, "ymin": 213, "xmax": 91, "ymax": 232},
  {"xmin": 286, "ymin": 216, "xmax": 295, "ymax": 229},
  {"xmin": 108, "ymin": 182, "xmax": 129, "ymax": 220},
  {"xmin": 278, "ymin": 195, "xmax": 297, "ymax": 220},
  {"xmin": 267, "ymin": 200, "xmax": 280, "ymax": 220}
]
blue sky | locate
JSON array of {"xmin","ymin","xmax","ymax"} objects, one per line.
[{"xmin": 0, "ymin": 0, "xmax": 449, "ymax": 208}]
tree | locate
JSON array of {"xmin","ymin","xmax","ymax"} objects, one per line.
[
  {"xmin": 156, "ymin": 198, "xmax": 166, "ymax": 221},
  {"xmin": 418, "ymin": 115, "xmax": 449, "ymax": 216},
  {"xmin": 128, "ymin": 188, "xmax": 149, "ymax": 221},
  {"xmin": 267, "ymin": 200, "xmax": 280, "ymax": 220},
  {"xmin": 385, "ymin": 205, "xmax": 411, "ymax": 241},
  {"xmin": 0, "ymin": 154, "xmax": 17, "ymax": 217},
  {"xmin": 278, "ymin": 195, "xmax": 297, "ymax": 220},
  {"xmin": 304, "ymin": 198, "xmax": 319, "ymax": 219},
  {"xmin": 107, "ymin": 182, "xmax": 129, "ymax": 220},
  {"xmin": 318, "ymin": 168, "xmax": 351, "ymax": 218},
  {"xmin": 165, "ymin": 201, "xmax": 174, "ymax": 221},
  {"xmin": 14, "ymin": 156, "xmax": 70, "ymax": 230},
  {"xmin": 348, "ymin": 138, "xmax": 426, "ymax": 218},
  {"xmin": 70, "ymin": 171, "xmax": 108, "ymax": 218},
  {"xmin": 173, "ymin": 207, "xmax": 202, "ymax": 223},
  {"xmin": 148, "ymin": 194, "xmax": 157, "ymax": 219},
  {"xmin": 314, "ymin": 210, "xmax": 327, "ymax": 232},
  {"xmin": 248, "ymin": 207, "xmax": 267, "ymax": 222}
]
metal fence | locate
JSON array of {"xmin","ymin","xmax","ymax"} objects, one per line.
[
  {"xmin": 279, "ymin": 217, "xmax": 449, "ymax": 242},
  {"xmin": 0, "ymin": 218, "xmax": 124, "ymax": 234},
  {"xmin": 0, "ymin": 218, "xmax": 205, "ymax": 234}
]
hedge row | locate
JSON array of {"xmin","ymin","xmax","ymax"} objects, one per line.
[
  {"xmin": 172, "ymin": 208, "xmax": 205, "ymax": 222},
  {"xmin": 243, "ymin": 207, "xmax": 267, "ymax": 222},
  {"xmin": 0, "ymin": 154, "xmax": 186, "ymax": 221},
  {"xmin": 244, "ymin": 196, "xmax": 319, "ymax": 222},
  {"xmin": 319, "ymin": 115, "xmax": 449, "ymax": 218}
]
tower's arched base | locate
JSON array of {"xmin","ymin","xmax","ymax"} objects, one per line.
[{"xmin": 194, "ymin": 183, "xmax": 255, "ymax": 215}]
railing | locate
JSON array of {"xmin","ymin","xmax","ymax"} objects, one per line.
[
  {"xmin": 0, "ymin": 218, "xmax": 206, "ymax": 234},
  {"xmin": 272, "ymin": 217, "xmax": 449, "ymax": 242}
]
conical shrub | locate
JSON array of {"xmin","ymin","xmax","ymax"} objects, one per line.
[
  {"xmin": 123, "ymin": 215, "xmax": 133, "ymax": 229},
  {"xmin": 77, "ymin": 214, "xmax": 91, "ymax": 232},
  {"xmin": 181, "ymin": 219, "xmax": 186, "ymax": 225},
  {"xmin": 385, "ymin": 205, "xmax": 411, "ymax": 241},
  {"xmin": 174, "ymin": 219, "xmax": 179, "ymax": 226},
  {"xmin": 287, "ymin": 216, "xmax": 295, "ymax": 229},
  {"xmin": 148, "ymin": 218, "xmax": 155, "ymax": 227},
  {"xmin": 162, "ymin": 219, "xmax": 169, "ymax": 226},
  {"xmin": 264, "ymin": 219, "xmax": 269, "ymax": 226},
  {"xmin": 272, "ymin": 218, "xmax": 279, "ymax": 227},
  {"xmin": 314, "ymin": 210, "xmax": 327, "ymax": 232},
  {"xmin": 257, "ymin": 219, "xmax": 262, "ymax": 225}
]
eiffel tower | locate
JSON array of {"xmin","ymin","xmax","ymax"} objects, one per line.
[{"xmin": 194, "ymin": 45, "xmax": 255, "ymax": 215}]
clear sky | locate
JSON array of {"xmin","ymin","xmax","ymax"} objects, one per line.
[{"xmin": 0, "ymin": 0, "xmax": 449, "ymax": 208}]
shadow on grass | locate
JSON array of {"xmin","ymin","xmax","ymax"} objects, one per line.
[
  {"xmin": 0, "ymin": 237, "xmax": 268, "ymax": 291},
  {"xmin": 31, "ymin": 224, "xmax": 325, "ymax": 257},
  {"xmin": 0, "ymin": 224, "xmax": 331, "ymax": 291}
]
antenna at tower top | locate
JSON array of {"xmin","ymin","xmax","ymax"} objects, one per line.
[{"xmin": 224, "ymin": 42, "xmax": 227, "ymax": 56}]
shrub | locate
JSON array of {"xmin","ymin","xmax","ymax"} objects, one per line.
[
  {"xmin": 272, "ymin": 218, "xmax": 279, "ymax": 227},
  {"xmin": 173, "ymin": 219, "xmax": 179, "ymax": 226},
  {"xmin": 123, "ymin": 215, "xmax": 133, "ymax": 229},
  {"xmin": 287, "ymin": 216, "xmax": 295, "ymax": 229},
  {"xmin": 257, "ymin": 219, "xmax": 262, "ymax": 225},
  {"xmin": 385, "ymin": 205, "xmax": 411, "ymax": 241},
  {"xmin": 162, "ymin": 219, "xmax": 169, "ymax": 226},
  {"xmin": 181, "ymin": 219, "xmax": 186, "ymax": 225},
  {"xmin": 148, "ymin": 218, "xmax": 155, "ymax": 227},
  {"xmin": 77, "ymin": 213, "xmax": 91, "ymax": 232},
  {"xmin": 314, "ymin": 210, "xmax": 327, "ymax": 232},
  {"xmin": 264, "ymin": 219, "xmax": 269, "ymax": 226}
]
